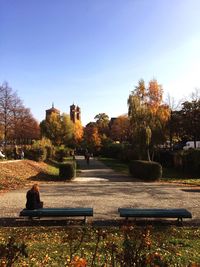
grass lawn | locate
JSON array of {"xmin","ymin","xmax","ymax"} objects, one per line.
[
  {"xmin": 0, "ymin": 225, "xmax": 199, "ymax": 266},
  {"xmin": 99, "ymin": 157, "xmax": 130, "ymax": 175},
  {"xmin": 99, "ymin": 157, "xmax": 200, "ymax": 186}
]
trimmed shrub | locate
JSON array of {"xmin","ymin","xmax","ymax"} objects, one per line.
[
  {"xmin": 25, "ymin": 147, "xmax": 47, "ymax": 162},
  {"xmin": 59, "ymin": 162, "xmax": 76, "ymax": 180},
  {"xmin": 54, "ymin": 146, "xmax": 73, "ymax": 162},
  {"xmin": 129, "ymin": 160, "xmax": 162, "ymax": 181}
]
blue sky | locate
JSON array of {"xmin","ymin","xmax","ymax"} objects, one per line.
[{"xmin": 1, "ymin": 0, "xmax": 200, "ymax": 125}]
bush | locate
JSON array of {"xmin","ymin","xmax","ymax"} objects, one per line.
[
  {"xmin": 54, "ymin": 146, "xmax": 73, "ymax": 162},
  {"xmin": 3, "ymin": 146, "xmax": 14, "ymax": 159},
  {"xmin": 25, "ymin": 147, "xmax": 47, "ymax": 162},
  {"xmin": 59, "ymin": 162, "xmax": 76, "ymax": 180},
  {"xmin": 182, "ymin": 149, "xmax": 200, "ymax": 176},
  {"xmin": 129, "ymin": 160, "xmax": 162, "ymax": 181},
  {"xmin": 100, "ymin": 143, "xmax": 141, "ymax": 162},
  {"xmin": 100, "ymin": 143, "xmax": 124, "ymax": 159},
  {"xmin": 154, "ymin": 150, "xmax": 174, "ymax": 168}
]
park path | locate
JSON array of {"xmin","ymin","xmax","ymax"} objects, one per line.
[{"xmin": 0, "ymin": 156, "xmax": 199, "ymax": 224}]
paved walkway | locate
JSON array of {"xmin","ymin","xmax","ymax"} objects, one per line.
[{"xmin": 0, "ymin": 156, "xmax": 199, "ymax": 224}]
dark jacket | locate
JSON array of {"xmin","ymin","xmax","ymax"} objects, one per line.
[{"xmin": 26, "ymin": 189, "xmax": 43, "ymax": 210}]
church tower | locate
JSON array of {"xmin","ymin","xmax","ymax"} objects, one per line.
[
  {"xmin": 45, "ymin": 103, "xmax": 60, "ymax": 121},
  {"xmin": 70, "ymin": 104, "xmax": 81, "ymax": 123}
]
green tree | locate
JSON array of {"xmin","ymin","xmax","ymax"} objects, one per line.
[
  {"xmin": 179, "ymin": 99, "xmax": 200, "ymax": 146},
  {"xmin": 40, "ymin": 113, "xmax": 74, "ymax": 146},
  {"xmin": 40, "ymin": 113, "xmax": 61, "ymax": 145},
  {"xmin": 128, "ymin": 79, "xmax": 170, "ymax": 160},
  {"xmin": 94, "ymin": 113, "xmax": 109, "ymax": 137},
  {"xmin": 60, "ymin": 113, "xmax": 74, "ymax": 146}
]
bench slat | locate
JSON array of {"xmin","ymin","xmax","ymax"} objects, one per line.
[
  {"xmin": 20, "ymin": 208, "xmax": 93, "ymax": 217},
  {"xmin": 118, "ymin": 208, "xmax": 192, "ymax": 219}
]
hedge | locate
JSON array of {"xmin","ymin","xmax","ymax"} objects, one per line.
[
  {"xmin": 25, "ymin": 147, "xmax": 47, "ymax": 162},
  {"xmin": 129, "ymin": 160, "xmax": 162, "ymax": 181},
  {"xmin": 59, "ymin": 162, "xmax": 76, "ymax": 180}
]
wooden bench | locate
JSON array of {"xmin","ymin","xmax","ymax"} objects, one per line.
[
  {"xmin": 20, "ymin": 208, "xmax": 93, "ymax": 223},
  {"xmin": 118, "ymin": 208, "xmax": 192, "ymax": 222}
]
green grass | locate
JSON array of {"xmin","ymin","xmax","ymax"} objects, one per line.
[
  {"xmin": 47, "ymin": 164, "xmax": 59, "ymax": 176},
  {"xmin": 99, "ymin": 157, "xmax": 129, "ymax": 175},
  {"xmin": 162, "ymin": 167, "xmax": 200, "ymax": 185},
  {"xmin": 0, "ymin": 226, "xmax": 199, "ymax": 266},
  {"xmin": 99, "ymin": 157, "xmax": 200, "ymax": 185}
]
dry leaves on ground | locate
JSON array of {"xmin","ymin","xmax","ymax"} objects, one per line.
[{"xmin": 0, "ymin": 160, "xmax": 49, "ymax": 191}]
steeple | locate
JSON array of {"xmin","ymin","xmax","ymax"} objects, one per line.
[{"xmin": 70, "ymin": 104, "xmax": 81, "ymax": 123}]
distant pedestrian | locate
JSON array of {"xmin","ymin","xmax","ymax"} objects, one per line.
[
  {"xmin": 13, "ymin": 145, "xmax": 18, "ymax": 159},
  {"xmin": 20, "ymin": 149, "xmax": 24, "ymax": 159},
  {"xmin": 85, "ymin": 152, "xmax": 90, "ymax": 165},
  {"xmin": 26, "ymin": 184, "xmax": 43, "ymax": 210},
  {"xmin": 0, "ymin": 149, "xmax": 5, "ymax": 158}
]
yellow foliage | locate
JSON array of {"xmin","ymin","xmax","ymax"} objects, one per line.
[{"xmin": 74, "ymin": 120, "xmax": 83, "ymax": 143}]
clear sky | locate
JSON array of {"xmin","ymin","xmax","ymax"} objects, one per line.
[{"xmin": 1, "ymin": 0, "xmax": 200, "ymax": 125}]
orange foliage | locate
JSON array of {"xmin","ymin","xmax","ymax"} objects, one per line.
[
  {"xmin": 147, "ymin": 80, "xmax": 170, "ymax": 122},
  {"xmin": 111, "ymin": 115, "xmax": 130, "ymax": 142},
  {"xmin": 84, "ymin": 123, "xmax": 101, "ymax": 148},
  {"xmin": 69, "ymin": 255, "xmax": 87, "ymax": 267},
  {"xmin": 74, "ymin": 120, "xmax": 83, "ymax": 144},
  {"xmin": 148, "ymin": 79, "xmax": 163, "ymax": 111}
]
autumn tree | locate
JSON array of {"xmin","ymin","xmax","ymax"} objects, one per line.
[
  {"xmin": 0, "ymin": 82, "xmax": 40, "ymax": 145},
  {"xmin": 73, "ymin": 120, "xmax": 83, "ymax": 146},
  {"xmin": 11, "ymin": 107, "xmax": 40, "ymax": 141},
  {"xmin": 83, "ymin": 122, "xmax": 101, "ymax": 153},
  {"xmin": 40, "ymin": 113, "xmax": 74, "ymax": 146},
  {"xmin": 110, "ymin": 115, "xmax": 130, "ymax": 142},
  {"xmin": 0, "ymin": 82, "xmax": 17, "ymax": 145},
  {"xmin": 128, "ymin": 79, "xmax": 170, "ymax": 160}
]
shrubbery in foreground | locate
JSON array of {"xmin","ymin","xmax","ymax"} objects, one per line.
[{"xmin": 0, "ymin": 226, "xmax": 199, "ymax": 266}]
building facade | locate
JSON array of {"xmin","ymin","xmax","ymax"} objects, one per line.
[{"xmin": 45, "ymin": 103, "xmax": 81, "ymax": 123}]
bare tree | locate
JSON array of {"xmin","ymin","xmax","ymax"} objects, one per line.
[
  {"xmin": 0, "ymin": 82, "xmax": 17, "ymax": 145},
  {"xmin": 0, "ymin": 82, "xmax": 40, "ymax": 146}
]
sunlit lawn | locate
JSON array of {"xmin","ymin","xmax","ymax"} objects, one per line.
[
  {"xmin": 99, "ymin": 157, "xmax": 130, "ymax": 175},
  {"xmin": 0, "ymin": 226, "xmax": 199, "ymax": 266},
  {"xmin": 99, "ymin": 157, "xmax": 200, "ymax": 186}
]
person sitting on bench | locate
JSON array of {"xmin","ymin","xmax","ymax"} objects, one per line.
[{"xmin": 26, "ymin": 184, "xmax": 43, "ymax": 210}]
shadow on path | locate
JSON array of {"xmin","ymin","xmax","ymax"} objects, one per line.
[{"xmin": 75, "ymin": 156, "xmax": 138, "ymax": 182}]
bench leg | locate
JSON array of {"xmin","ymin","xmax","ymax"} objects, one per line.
[
  {"xmin": 84, "ymin": 216, "xmax": 87, "ymax": 224},
  {"xmin": 177, "ymin": 217, "xmax": 183, "ymax": 226},
  {"xmin": 177, "ymin": 217, "xmax": 183, "ymax": 222}
]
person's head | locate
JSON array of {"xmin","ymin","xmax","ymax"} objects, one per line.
[{"xmin": 31, "ymin": 184, "xmax": 39, "ymax": 192}]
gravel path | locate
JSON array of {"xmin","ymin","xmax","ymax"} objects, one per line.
[{"xmin": 0, "ymin": 156, "xmax": 199, "ymax": 224}]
